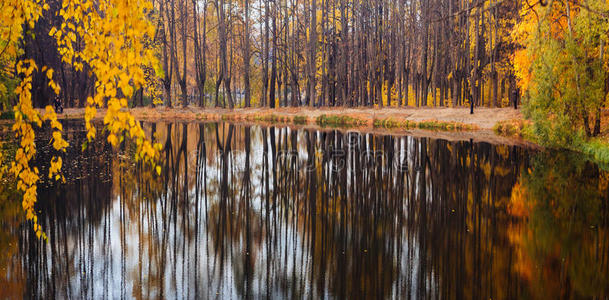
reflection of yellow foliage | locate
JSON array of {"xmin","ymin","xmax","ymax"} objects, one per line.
[
  {"xmin": 508, "ymin": 182, "xmax": 529, "ymax": 218},
  {"xmin": 0, "ymin": 184, "xmax": 25, "ymax": 297},
  {"xmin": 507, "ymin": 152, "xmax": 609, "ymax": 298},
  {"xmin": 507, "ymin": 222, "xmax": 534, "ymax": 281}
]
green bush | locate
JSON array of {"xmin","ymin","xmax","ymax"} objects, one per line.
[
  {"xmin": 293, "ymin": 115, "xmax": 307, "ymax": 124},
  {"xmin": 0, "ymin": 111, "xmax": 14, "ymax": 120},
  {"xmin": 315, "ymin": 114, "xmax": 363, "ymax": 127}
]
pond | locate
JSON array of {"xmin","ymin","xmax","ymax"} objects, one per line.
[{"xmin": 0, "ymin": 121, "xmax": 608, "ymax": 299}]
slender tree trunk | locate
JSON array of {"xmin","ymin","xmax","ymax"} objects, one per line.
[
  {"xmin": 243, "ymin": 0, "xmax": 251, "ymax": 107},
  {"xmin": 308, "ymin": 0, "xmax": 317, "ymax": 107},
  {"xmin": 269, "ymin": 4, "xmax": 277, "ymax": 108}
]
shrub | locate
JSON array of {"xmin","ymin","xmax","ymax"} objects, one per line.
[
  {"xmin": 293, "ymin": 115, "xmax": 307, "ymax": 124},
  {"xmin": 0, "ymin": 111, "xmax": 14, "ymax": 120},
  {"xmin": 316, "ymin": 114, "xmax": 363, "ymax": 127}
]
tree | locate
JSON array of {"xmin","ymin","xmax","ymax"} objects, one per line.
[
  {"xmin": 1, "ymin": 0, "xmax": 162, "ymax": 237},
  {"xmin": 514, "ymin": 0, "xmax": 609, "ymax": 144},
  {"xmin": 242, "ymin": 0, "xmax": 251, "ymax": 107},
  {"xmin": 176, "ymin": 0, "xmax": 188, "ymax": 107},
  {"xmin": 215, "ymin": 0, "xmax": 234, "ymax": 108},
  {"xmin": 193, "ymin": 0, "xmax": 208, "ymax": 107}
]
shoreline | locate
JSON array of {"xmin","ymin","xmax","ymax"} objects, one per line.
[
  {"xmin": 66, "ymin": 106, "xmax": 522, "ymax": 129},
  {"xmin": 51, "ymin": 106, "xmax": 535, "ymax": 146}
]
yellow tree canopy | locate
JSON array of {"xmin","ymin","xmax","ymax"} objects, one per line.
[{"xmin": 1, "ymin": 0, "xmax": 162, "ymax": 238}]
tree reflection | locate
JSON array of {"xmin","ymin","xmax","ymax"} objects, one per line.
[
  {"xmin": 509, "ymin": 151, "xmax": 609, "ymax": 299},
  {"xmin": 0, "ymin": 122, "xmax": 608, "ymax": 299}
]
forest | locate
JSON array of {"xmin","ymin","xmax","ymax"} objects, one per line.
[
  {"xmin": 2, "ymin": 0, "xmax": 607, "ymax": 138},
  {"xmin": 3, "ymin": 0, "xmax": 528, "ymax": 110},
  {"xmin": 1, "ymin": 0, "xmax": 607, "ymax": 128}
]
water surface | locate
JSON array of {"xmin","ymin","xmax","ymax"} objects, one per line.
[{"xmin": 0, "ymin": 121, "xmax": 608, "ymax": 299}]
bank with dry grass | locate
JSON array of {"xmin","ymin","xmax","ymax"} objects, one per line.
[{"xmin": 54, "ymin": 106, "xmax": 519, "ymax": 131}]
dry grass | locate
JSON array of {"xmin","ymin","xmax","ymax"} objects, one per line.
[
  {"xmin": 50, "ymin": 106, "xmax": 523, "ymax": 133},
  {"xmin": 373, "ymin": 118, "xmax": 477, "ymax": 131},
  {"xmin": 315, "ymin": 114, "xmax": 367, "ymax": 127},
  {"xmin": 493, "ymin": 119, "xmax": 532, "ymax": 137}
]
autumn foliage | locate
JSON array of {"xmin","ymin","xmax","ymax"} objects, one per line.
[
  {"xmin": 513, "ymin": 0, "xmax": 609, "ymax": 143},
  {"xmin": 1, "ymin": 0, "xmax": 161, "ymax": 238}
]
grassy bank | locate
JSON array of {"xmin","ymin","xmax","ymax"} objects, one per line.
[
  {"xmin": 0, "ymin": 106, "xmax": 532, "ymax": 146},
  {"xmin": 493, "ymin": 118, "xmax": 609, "ymax": 165},
  {"xmin": 203, "ymin": 111, "xmax": 479, "ymax": 132},
  {"xmin": 373, "ymin": 118, "xmax": 478, "ymax": 130},
  {"xmin": 50, "ymin": 106, "xmax": 522, "ymax": 130},
  {"xmin": 576, "ymin": 139, "xmax": 609, "ymax": 166},
  {"xmin": 492, "ymin": 119, "xmax": 533, "ymax": 139}
]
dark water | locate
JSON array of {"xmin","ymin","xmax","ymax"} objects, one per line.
[{"xmin": 0, "ymin": 121, "xmax": 608, "ymax": 299}]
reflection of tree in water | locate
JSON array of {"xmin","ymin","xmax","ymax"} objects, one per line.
[
  {"xmin": 265, "ymin": 130, "xmax": 530, "ymax": 300},
  {"xmin": 419, "ymin": 139, "xmax": 529, "ymax": 300},
  {"xmin": 3, "ymin": 122, "xmax": 609, "ymax": 299},
  {"xmin": 509, "ymin": 151, "xmax": 609, "ymax": 299},
  {"xmin": 202, "ymin": 125, "xmax": 535, "ymax": 299},
  {"xmin": 0, "ymin": 173, "xmax": 24, "ymax": 298},
  {"xmin": 15, "ymin": 120, "xmax": 115, "ymax": 299}
]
